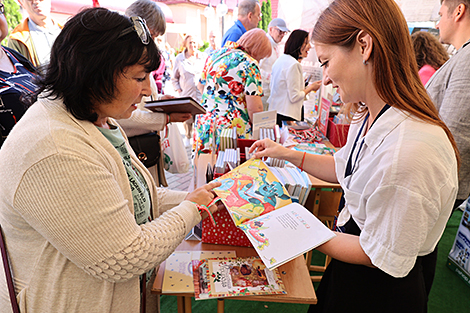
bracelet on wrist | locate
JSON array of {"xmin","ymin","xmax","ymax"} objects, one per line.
[
  {"xmin": 299, "ymin": 152, "xmax": 307, "ymax": 172},
  {"xmin": 191, "ymin": 196, "xmax": 221, "ymax": 226}
]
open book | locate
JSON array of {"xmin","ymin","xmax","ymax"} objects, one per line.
[
  {"xmin": 192, "ymin": 257, "xmax": 286, "ymax": 299},
  {"xmin": 213, "ymin": 159, "xmax": 336, "ymax": 270}
]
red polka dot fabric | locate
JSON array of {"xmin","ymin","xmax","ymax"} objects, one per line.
[{"xmin": 202, "ymin": 208, "xmax": 253, "ymax": 247}]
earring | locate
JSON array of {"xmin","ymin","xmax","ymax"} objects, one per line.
[{"xmin": 363, "ymin": 60, "xmax": 368, "ymax": 65}]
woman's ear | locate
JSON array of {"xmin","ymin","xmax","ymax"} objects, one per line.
[{"xmin": 356, "ymin": 30, "xmax": 373, "ymax": 63}]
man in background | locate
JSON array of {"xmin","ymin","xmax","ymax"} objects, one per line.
[
  {"xmin": 204, "ymin": 30, "xmax": 218, "ymax": 56},
  {"xmin": 259, "ymin": 18, "xmax": 289, "ymax": 110},
  {"xmin": 8, "ymin": 0, "xmax": 61, "ymax": 67},
  {"xmin": 221, "ymin": 0, "xmax": 261, "ymax": 47},
  {"xmin": 426, "ymin": 0, "xmax": 470, "ymax": 210}
]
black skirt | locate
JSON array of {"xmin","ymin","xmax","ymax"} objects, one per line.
[{"xmin": 308, "ymin": 217, "xmax": 437, "ymax": 313}]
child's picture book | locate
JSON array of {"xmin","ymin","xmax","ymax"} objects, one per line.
[
  {"xmin": 192, "ymin": 257, "xmax": 286, "ymax": 300},
  {"xmin": 213, "ymin": 158, "xmax": 293, "ymax": 226},
  {"xmin": 162, "ymin": 250, "xmax": 236, "ymax": 293},
  {"xmin": 213, "ymin": 159, "xmax": 336, "ymax": 270}
]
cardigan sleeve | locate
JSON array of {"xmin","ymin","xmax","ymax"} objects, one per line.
[{"xmin": 14, "ymin": 153, "xmax": 201, "ymax": 283}]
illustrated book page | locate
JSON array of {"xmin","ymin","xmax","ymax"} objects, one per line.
[
  {"xmin": 213, "ymin": 158, "xmax": 292, "ymax": 226},
  {"xmin": 192, "ymin": 257, "xmax": 286, "ymax": 300},
  {"xmin": 239, "ymin": 202, "xmax": 336, "ymax": 270}
]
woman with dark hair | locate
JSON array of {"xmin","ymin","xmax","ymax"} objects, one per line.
[
  {"xmin": 250, "ymin": 0, "xmax": 459, "ymax": 312},
  {"xmin": 411, "ymin": 31, "xmax": 449, "ymax": 85},
  {"xmin": 0, "ymin": 8, "xmax": 221, "ymax": 312},
  {"xmin": 268, "ymin": 29, "xmax": 321, "ymax": 126}
]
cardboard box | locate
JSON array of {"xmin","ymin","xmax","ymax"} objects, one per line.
[{"xmin": 327, "ymin": 118, "xmax": 350, "ymax": 148}]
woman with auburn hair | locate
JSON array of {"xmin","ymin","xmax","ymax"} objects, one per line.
[
  {"xmin": 194, "ymin": 28, "xmax": 270, "ymax": 153},
  {"xmin": 249, "ymin": 0, "xmax": 459, "ymax": 312},
  {"xmin": 411, "ymin": 31, "xmax": 449, "ymax": 85}
]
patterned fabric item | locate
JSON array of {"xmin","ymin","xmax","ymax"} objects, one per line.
[
  {"xmin": 194, "ymin": 42, "xmax": 263, "ymax": 154},
  {"xmin": 0, "ymin": 47, "xmax": 36, "ymax": 138}
]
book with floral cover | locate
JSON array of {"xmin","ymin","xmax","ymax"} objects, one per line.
[
  {"xmin": 213, "ymin": 159, "xmax": 336, "ymax": 270},
  {"xmin": 192, "ymin": 257, "xmax": 286, "ymax": 300}
]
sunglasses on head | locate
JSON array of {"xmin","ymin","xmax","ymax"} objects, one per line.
[{"xmin": 118, "ymin": 16, "xmax": 151, "ymax": 45}]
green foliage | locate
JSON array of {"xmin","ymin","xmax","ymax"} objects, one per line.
[
  {"xmin": 258, "ymin": 0, "xmax": 272, "ymax": 32},
  {"xmin": 199, "ymin": 41, "xmax": 209, "ymax": 52},
  {"xmin": 2, "ymin": 0, "xmax": 22, "ymax": 46}
]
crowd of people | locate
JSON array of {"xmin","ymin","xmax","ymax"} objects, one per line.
[{"xmin": 0, "ymin": 0, "xmax": 467, "ymax": 312}]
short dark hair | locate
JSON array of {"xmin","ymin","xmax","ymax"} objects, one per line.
[
  {"xmin": 34, "ymin": 7, "xmax": 161, "ymax": 122},
  {"xmin": 284, "ymin": 29, "xmax": 309, "ymax": 60}
]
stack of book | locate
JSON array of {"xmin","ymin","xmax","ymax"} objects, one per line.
[
  {"xmin": 219, "ymin": 128, "xmax": 238, "ymax": 151},
  {"xmin": 259, "ymin": 125, "xmax": 281, "ymax": 143},
  {"xmin": 269, "ymin": 166, "xmax": 313, "ymax": 206},
  {"xmin": 214, "ymin": 148, "xmax": 241, "ymax": 174}
]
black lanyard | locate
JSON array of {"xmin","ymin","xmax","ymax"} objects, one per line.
[{"xmin": 344, "ymin": 104, "xmax": 390, "ymax": 178}]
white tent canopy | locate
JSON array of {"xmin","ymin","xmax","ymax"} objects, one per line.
[{"xmin": 277, "ymin": 0, "xmax": 441, "ymax": 32}]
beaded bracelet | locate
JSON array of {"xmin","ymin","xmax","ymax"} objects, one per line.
[
  {"xmin": 191, "ymin": 196, "xmax": 221, "ymax": 226},
  {"xmin": 299, "ymin": 152, "xmax": 307, "ymax": 172}
]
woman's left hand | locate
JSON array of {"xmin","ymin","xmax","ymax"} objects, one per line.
[
  {"xmin": 185, "ymin": 180, "xmax": 223, "ymax": 215},
  {"xmin": 169, "ymin": 113, "xmax": 192, "ymax": 123}
]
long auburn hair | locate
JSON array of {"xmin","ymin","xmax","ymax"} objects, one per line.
[{"xmin": 312, "ymin": 0, "xmax": 459, "ymax": 167}]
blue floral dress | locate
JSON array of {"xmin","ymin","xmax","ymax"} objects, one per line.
[{"xmin": 193, "ymin": 42, "xmax": 263, "ymax": 154}]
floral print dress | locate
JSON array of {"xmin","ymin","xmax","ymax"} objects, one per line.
[{"xmin": 193, "ymin": 42, "xmax": 263, "ymax": 154}]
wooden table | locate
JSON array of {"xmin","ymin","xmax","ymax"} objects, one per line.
[
  {"xmin": 152, "ymin": 240, "xmax": 317, "ymax": 313},
  {"xmin": 152, "ymin": 153, "xmax": 318, "ymax": 312}
]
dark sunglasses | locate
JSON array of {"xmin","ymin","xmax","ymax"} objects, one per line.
[{"xmin": 118, "ymin": 16, "xmax": 151, "ymax": 45}]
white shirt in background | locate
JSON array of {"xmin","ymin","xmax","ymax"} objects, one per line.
[
  {"xmin": 268, "ymin": 54, "xmax": 305, "ymax": 120},
  {"xmin": 259, "ymin": 33, "xmax": 280, "ymax": 107}
]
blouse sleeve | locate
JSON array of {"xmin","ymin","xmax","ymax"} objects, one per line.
[{"xmin": 285, "ymin": 62, "xmax": 306, "ymax": 103}]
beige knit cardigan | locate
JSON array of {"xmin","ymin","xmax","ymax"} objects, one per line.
[{"xmin": 0, "ymin": 96, "xmax": 201, "ymax": 312}]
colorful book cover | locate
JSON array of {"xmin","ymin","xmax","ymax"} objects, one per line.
[
  {"xmin": 213, "ymin": 158, "xmax": 292, "ymax": 226},
  {"xmin": 162, "ymin": 250, "xmax": 236, "ymax": 293},
  {"xmin": 193, "ymin": 257, "xmax": 286, "ymax": 300}
]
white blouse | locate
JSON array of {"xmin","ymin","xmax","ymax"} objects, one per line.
[
  {"xmin": 268, "ymin": 54, "xmax": 305, "ymax": 120},
  {"xmin": 335, "ymin": 107, "xmax": 458, "ymax": 278}
]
